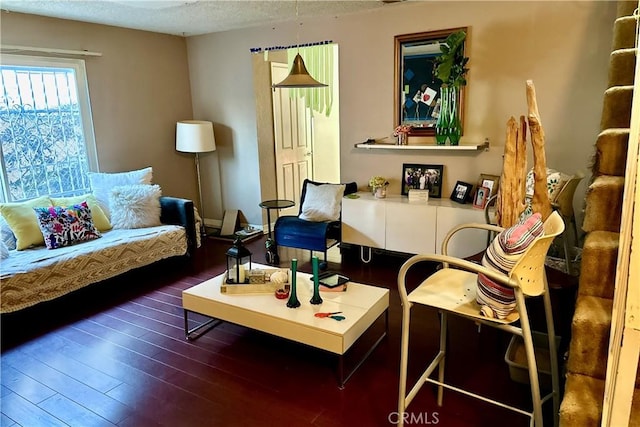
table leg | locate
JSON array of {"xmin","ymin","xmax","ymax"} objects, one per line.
[
  {"xmin": 184, "ymin": 309, "xmax": 222, "ymax": 340},
  {"xmin": 336, "ymin": 309, "xmax": 389, "ymax": 389},
  {"xmin": 266, "ymin": 208, "xmax": 273, "ymax": 240}
]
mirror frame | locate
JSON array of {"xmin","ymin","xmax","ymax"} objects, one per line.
[{"xmin": 394, "ymin": 27, "xmax": 468, "ymax": 137}]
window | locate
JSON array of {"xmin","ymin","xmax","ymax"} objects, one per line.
[{"xmin": 0, "ymin": 54, "xmax": 97, "ymax": 203}]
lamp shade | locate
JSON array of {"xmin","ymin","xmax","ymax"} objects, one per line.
[
  {"xmin": 176, "ymin": 120, "xmax": 216, "ymax": 153},
  {"xmin": 273, "ymin": 54, "xmax": 327, "ymax": 89}
]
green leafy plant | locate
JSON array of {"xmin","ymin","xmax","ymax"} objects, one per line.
[
  {"xmin": 369, "ymin": 176, "xmax": 389, "ymax": 189},
  {"xmin": 433, "ymin": 30, "xmax": 469, "ymax": 88}
]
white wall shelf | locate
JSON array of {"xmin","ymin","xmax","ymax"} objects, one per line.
[{"xmin": 354, "ymin": 138, "xmax": 489, "ymax": 152}]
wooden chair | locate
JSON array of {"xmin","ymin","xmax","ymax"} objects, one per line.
[
  {"xmin": 550, "ymin": 172, "xmax": 584, "ymax": 275},
  {"xmin": 485, "ymin": 171, "xmax": 584, "ymax": 275},
  {"xmin": 397, "ymin": 211, "xmax": 565, "ymax": 427}
]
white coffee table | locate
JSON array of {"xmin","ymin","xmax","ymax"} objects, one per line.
[{"xmin": 182, "ymin": 265, "xmax": 389, "ymax": 388}]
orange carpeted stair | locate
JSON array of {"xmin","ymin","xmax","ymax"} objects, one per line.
[{"xmin": 559, "ymin": 1, "xmax": 638, "ymax": 425}]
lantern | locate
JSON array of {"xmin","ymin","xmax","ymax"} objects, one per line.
[{"xmin": 226, "ymin": 237, "xmax": 252, "ymax": 284}]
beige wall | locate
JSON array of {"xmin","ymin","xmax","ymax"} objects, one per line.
[
  {"xmin": 188, "ymin": 1, "xmax": 616, "ymax": 227},
  {"xmin": 0, "ymin": 13, "xmax": 197, "ymax": 205},
  {"xmin": 2, "ymin": 1, "xmax": 616, "ymax": 229}
]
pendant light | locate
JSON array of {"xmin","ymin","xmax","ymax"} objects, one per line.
[{"xmin": 273, "ymin": 0, "xmax": 327, "ymax": 89}]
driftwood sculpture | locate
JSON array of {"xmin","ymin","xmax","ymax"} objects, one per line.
[
  {"xmin": 526, "ymin": 80, "xmax": 553, "ymax": 220},
  {"xmin": 496, "ymin": 117, "xmax": 527, "ymax": 227},
  {"xmin": 496, "ymin": 80, "xmax": 552, "ymax": 227}
]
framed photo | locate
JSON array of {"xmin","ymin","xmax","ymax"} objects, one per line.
[
  {"xmin": 394, "ymin": 27, "xmax": 468, "ymax": 136},
  {"xmin": 450, "ymin": 181, "xmax": 473, "ymax": 204},
  {"xmin": 402, "ymin": 164, "xmax": 443, "ymax": 198},
  {"xmin": 473, "ymin": 186, "xmax": 490, "ymax": 209},
  {"xmin": 476, "ymin": 173, "xmax": 500, "ymax": 199}
]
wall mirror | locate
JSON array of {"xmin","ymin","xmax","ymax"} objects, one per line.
[{"xmin": 394, "ymin": 27, "xmax": 467, "ymax": 136}]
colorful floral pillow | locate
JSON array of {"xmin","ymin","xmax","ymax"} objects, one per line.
[
  {"xmin": 521, "ymin": 168, "xmax": 571, "ymax": 219},
  {"xmin": 476, "ymin": 213, "xmax": 544, "ymax": 319},
  {"xmin": 34, "ymin": 201, "xmax": 102, "ymax": 249},
  {"xmin": 51, "ymin": 194, "xmax": 112, "ymax": 232},
  {"xmin": 525, "ymin": 168, "xmax": 571, "ymax": 203}
]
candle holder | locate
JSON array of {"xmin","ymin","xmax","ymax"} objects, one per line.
[
  {"xmin": 286, "ymin": 258, "xmax": 301, "ymax": 308},
  {"xmin": 225, "ymin": 237, "xmax": 252, "ymax": 283},
  {"xmin": 310, "ymin": 256, "xmax": 323, "ymax": 305}
]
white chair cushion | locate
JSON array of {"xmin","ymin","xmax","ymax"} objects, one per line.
[{"xmin": 298, "ymin": 183, "xmax": 346, "ymax": 222}]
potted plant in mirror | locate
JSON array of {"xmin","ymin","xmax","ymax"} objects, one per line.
[
  {"xmin": 369, "ymin": 176, "xmax": 389, "ymax": 199},
  {"xmin": 433, "ymin": 30, "xmax": 469, "ymax": 146}
]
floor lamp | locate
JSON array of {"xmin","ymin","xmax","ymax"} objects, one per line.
[{"xmin": 176, "ymin": 120, "xmax": 216, "ymax": 236}]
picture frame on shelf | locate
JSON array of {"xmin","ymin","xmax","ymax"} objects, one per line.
[
  {"xmin": 473, "ymin": 186, "xmax": 490, "ymax": 209},
  {"xmin": 394, "ymin": 27, "xmax": 468, "ymax": 137},
  {"xmin": 402, "ymin": 163, "xmax": 444, "ymax": 197},
  {"xmin": 476, "ymin": 173, "xmax": 500, "ymax": 199},
  {"xmin": 450, "ymin": 181, "xmax": 473, "ymax": 204}
]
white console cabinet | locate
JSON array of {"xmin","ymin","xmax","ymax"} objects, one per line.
[{"xmin": 342, "ymin": 193, "xmax": 488, "ymax": 259}]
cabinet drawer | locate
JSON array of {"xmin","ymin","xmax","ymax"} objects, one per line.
[
  {"xmin": 385, "ymin": 203, "xmax": 436, "ymax": 254},
  {"xmin": 342, "ymin": 197, "xmax": 385, "ymax": 248}
]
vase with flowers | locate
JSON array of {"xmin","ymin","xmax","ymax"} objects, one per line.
[
  {"xmin": 369, "ymin": 176, "xmax": 389, "ymax": 199},
  {"xmin": 433, "ymin": 30, "xmax": 469, "ymax": 145},
  {"xmin": 393, "ymin": 125, "xmax": 412, "ymax": 145}
]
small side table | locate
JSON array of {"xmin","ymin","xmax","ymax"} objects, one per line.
[{"xmin": 259, "ymin": 199, "xmax": 295, "ymax": 265}]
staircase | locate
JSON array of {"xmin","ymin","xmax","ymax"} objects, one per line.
[{"xmin": 559, "ymin": 2, "xmax": 638, "ymax": 425}]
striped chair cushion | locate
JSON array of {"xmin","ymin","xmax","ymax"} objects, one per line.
[{"xmin": 476, "ymin": 213, "xmax": 543, "ymax": 319}]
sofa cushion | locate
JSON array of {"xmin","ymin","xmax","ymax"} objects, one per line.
[
  {"xmin": 51, "ymin": 194, "xmax": 112, "ymax": 232},
  {"xmin": 299, "ymin": 183, "xmax": 346, "ymax": 222},
  {"xmin": 0, "ymin": 195, "xmax": 52, "ymax": 250},
  {"xmin": 0, "ymin": 240, "xmax": 8, "ymax": 260},
  {"xmin": 476, "ymin": 212, "xmax": 544, "ymax": 319},
  {"xmin": 0, "ymin": 215, "xmax": 17, "ymax": 251},
  {"xmin": 88, "ymin": 167, "xmax": 153, "ymax": 218},
  {"xmin": 109, "ymin": 184, "xmax": 162, "ymax": 229},
  {"xmin": 34, "ymin": 201, "xmax": 102, "ymax": 249}
]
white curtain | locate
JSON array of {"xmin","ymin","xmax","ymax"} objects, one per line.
[{"xmin": 286, "ymin": 44, "xmax": 334, "ymax": 117}]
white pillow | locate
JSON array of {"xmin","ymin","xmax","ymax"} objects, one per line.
[
  {"xmin": 0, "ymin": 215, "xmax": 16, "ymax": 251},
  {"xmin": 299, "ymin": 183, "xmax": 346, "ymax": 222},
  {"xmin": 88, "ymin": 167, "xmax": 153, "ymax": 218},
  {"xmin": 109, "ymin": 184, "xmax": 162, "ymax": 229},
  {"xmin": 0, "ymin": 239, "xmax": 9, "ymax": 260}
]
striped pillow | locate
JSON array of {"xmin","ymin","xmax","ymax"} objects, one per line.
[{"xmin": 476, "ymin": 213, "xmax": 544, "ymax": 319}]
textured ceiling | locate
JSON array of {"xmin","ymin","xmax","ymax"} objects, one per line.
[{"xmin": 0, "ymin": 0, "xmax": 399, "ymax": 36}]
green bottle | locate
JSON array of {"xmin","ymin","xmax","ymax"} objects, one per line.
[
  {"xmin": 310, "ymin": 256, "xmax": 323, "ymax": 305},
  {"xmin": 286, "ymin": 258, "xmax": 301, "ymax": 308}
]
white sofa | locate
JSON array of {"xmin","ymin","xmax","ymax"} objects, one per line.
[{"xmin": 0, "ymin": 196, "xmax": 196, "ymax": 313}]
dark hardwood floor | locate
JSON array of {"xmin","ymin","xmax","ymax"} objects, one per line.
[{"xmin": 1, "ymin": 235, "xmax": 568, "ymax": 426}]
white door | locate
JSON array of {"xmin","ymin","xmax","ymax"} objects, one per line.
[{"xmin": 271, "ymin": 62, "xmax": 312, "ymax": 216}]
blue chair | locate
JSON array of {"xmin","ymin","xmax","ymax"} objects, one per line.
[{"xmin": 274, "ymin": 179, "xmax": 357, "ymax": 268}]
